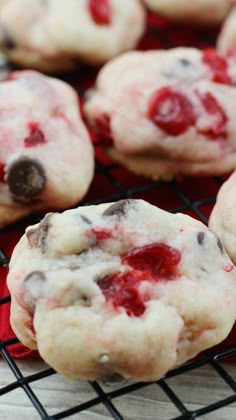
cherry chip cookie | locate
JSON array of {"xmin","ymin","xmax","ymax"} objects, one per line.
[
  {"xmin": 209, "ymin": 171, "xmax": 236, "ymax": 265},
  {"xmin": 143, "ymin": 0, "xmax": 236, "ymax": 26},
  {"xmin": 0, "ymin": 0, "xmax": 146, "ymax": 73},
  {"xmin": 0, "ymin": 70, "xmax": 94, "ymax": 227},
  {"xmin": 85, "ymin": 47, "xmax": 236, "ymax": 180},
  {"xmin": 218, "ymin": 6, "xmax": 236, "ymax": 57},
  {"xmin": 7, "ymin": 199, "xmax": 236, "ymax": 382}
]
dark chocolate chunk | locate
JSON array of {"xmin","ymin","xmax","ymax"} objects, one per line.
[
  {"xmin": 209, "ymin": 229, "xmax": 225, "ymax": 254},
  {"xmin": 7, "ymin": 157, "xmax": 46, "ymax": 203},
  {"xmin": 80, "ymin": 294, "xmax": 91, "ymax": 307},
  {"xmin": 24, "ymin": 270, "xmax": 46, "ymax": 284},
  {"xmin": 80, "ymin": 215, "xmax": 92, "ymax": 225},
  {"xmin": 179, "ymin": 58, "xmax": 192, "ymax": 67},
  {"xmin": 69, "ymin": 264, "xmax": 81, "ymax": 271},
  {"xmin": 1, "ymin": 27, "xmax": 17, "ymax": 50},
  {"xmin": 103, "ymin": 199, "xmax": 132, "ymax": 217},
  {"xmin": 197, "ymin": 232, "xmax": 205, "ymax": 245},
  {"xmin": 26, "ymin": 213, "xmax": 52, "ymax": 251},
  {"xmin": 216, "ymin": 237, "xmax": 224, "ymax": 254}
]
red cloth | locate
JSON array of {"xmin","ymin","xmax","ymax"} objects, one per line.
[{"xmin": 0, "ymin": 12, "xmax": 235, "ymax": 358}]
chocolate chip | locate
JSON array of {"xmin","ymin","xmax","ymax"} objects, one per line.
[
  {"xmin": 69, "ymin": 264, "xmax": 81, "ymax": 271},
  {"xmin": 7, "ymin": 157, "xmax": 46, "ymax": 203},
  {"xmin": 216, "ymin": 237, "xmax": 224, "ymax": 254},
  {"xmin": 24, "ymin": 270, "xmax": 46, "ymax": 283},
  {"xmin": 103, "ymin": 199, "xmax": 132, "ymax": 217},
  {"xmin": 26, "ymin": 213, "xmax": 52, "ymax": 251},
  {"xmin": 197, "ymin": 232, "xmax": 205, "ymax": 245},
  {"xmin": 80, "ymin": 295, "xmax": 91, "ymax": 307},
  {"xmin": 80, "ymin": 215, "xmax": 92, "ymax": 225},
  {"xmin": 1, "ymin": 28, "xmax": 17, "ymax": 50},
  {"xmin": 179, "ymin": 59, "xmax": 192, "ymax": 67}
]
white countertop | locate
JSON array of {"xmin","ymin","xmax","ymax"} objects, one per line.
[{"xmin": 1, "ymin": 357, "xmax": 236, "ymax": 419}]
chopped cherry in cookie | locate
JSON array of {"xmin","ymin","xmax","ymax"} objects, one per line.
[
  {"xmin": 92, "ymin": 227, "xmax": 113, "ymax": 241},
  {"xmin": 0, "ymin": 162, "xmax": 5, "ymax": 181},
  {"xmin": 202, "ymin": 49, "xmax": 232, "ymax": 85},
  {"xmin": 148, "ymin": 87, "xmax": 196, "ymax": 136},
  {"xmin": 99, "ymin": 270, "xmax": 148, "ymax": 316},
  {"xmin": 29, "ymin": 320, "xmax": 36, "ymax": 335},
  {"xmin": 99, "ymin": 243, "xmax": 181, "ymax": 316},
  {"xmin": 103, "ymin": 199, "xmax": 132, "ymax": 217},
  {"xmin": 198, "ymin": 92, "xmax": 227, "ymax": 139},
  {"xmin": 88, "ymin": 0, "xmax": 111, "ymax": 25},
  {"xmin": 122, "ymin": 243, "xmax": 181, "ymax": 277},
  {"xmin": 24, "ymin": 122, "xmax": 46, "ymax": 148},
  {"xmin": 93, "ymin": 113, "xmax": 113, "ymax": 143}
]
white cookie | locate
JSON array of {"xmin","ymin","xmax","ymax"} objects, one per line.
[
  {"xmin": 218, "ymin": 6, "xmax": 236, "ymax": 58},
  {"xmin": 143, "ymin": 0, "xmax": 236, "ymax": 26},
  {"xmin": 0, "ymin": 0, "xmax": 145, "ymax": 72},
  {"xmin": 0, "ymin": 70, "xmax": 94, "ymax": 227},
  {"xmin": 84, "ymin": 48, "xmax": 236, "ymax": 180},
  {"xmin": 7, "ymin": 199, "xmax": 236, "ymax": 382},
  {"xmin": 209, "ymin": 171, "xmax": 236, "ymax": 265}
]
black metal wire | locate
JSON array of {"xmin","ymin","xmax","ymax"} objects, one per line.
[{"xmin": 1, "ymin": 12, "xmax": 236, "ymax": 420}]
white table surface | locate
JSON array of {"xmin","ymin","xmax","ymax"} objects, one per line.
[{"xmin": 1, "ymin": 357, "xmax": 236, "ymax": 419}]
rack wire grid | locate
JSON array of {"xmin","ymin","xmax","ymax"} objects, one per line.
[{"xmin": 1, "ymin": 11, "xmax": 236, "ymax": 420}]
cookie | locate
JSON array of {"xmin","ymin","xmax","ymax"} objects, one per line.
[
  {"xmin": 0, "ymin": 0, "xmax": 146, "ymax": 73},
  {"xmin": 7, "ymin": 199, "xmax": 236, "ymax": 382},
  {"xmin": 0, "ymin": 70, "xmax": 94, "ymax": 227},
  {"xmin": 209, "ymin": 171, "xmax": 236, "ymax": 265},
  {"xmin": 143, "ymin": 0, "xmax": 235, "ymax": 26},
  {"xmin": 84, "ymin": 47, "xmax": 236, "ymax": 180},
  {"xmin": 218, "ymin": 6, "xmax": 236, "ymax": 58}
]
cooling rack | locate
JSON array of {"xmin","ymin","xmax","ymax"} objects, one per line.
[{"xmin": 1, "ymin": 10, "xmax": 236, "ymax": 420}]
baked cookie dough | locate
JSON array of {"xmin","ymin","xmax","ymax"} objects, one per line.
[
  {"xmin": 143, "ymin": 0, "xmax": 236, "ymax": 26},
  {"xmin": 218, "ymin": 6, "xmax": 236, "ymax": 58},
  {"xmin": 0, "ymin": 0, "xmax": 146, "ymax": 72},
  {"xmin": 0, "ymin": 70, "xmax": 94, "ymax": 227},
  {"xmin": 209, "ymin": 170, "xmax": 236, "ymax": 265},
  {"xmin": 7, "ymin": 199, "xmax": 236, "ymax": 382},
  {"xmin": 84, "ymin": 47, "xmax": 236, "ymax": 180}
]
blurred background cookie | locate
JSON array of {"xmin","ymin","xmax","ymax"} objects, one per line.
[
  {"xmin": 218, "ymin": 6, "xmax": 236, "ymax": 58},
  {"xmin": 0, "ymin": 70, "xmax": 94, "ymax": 226},
  {"xmin": 84, "ymin": 47, "xmax": 236, "ymax": 180},
  {"xmin": 209, "ymin": 171, "xmax": 236, "ymax": 265},
  {"xmin": 143, "ymin": 0, "xmax": 236, "ymax": 26},
  {"xmin": 0, "ymin": 0, "xmax": 146, "ymax": 73}
]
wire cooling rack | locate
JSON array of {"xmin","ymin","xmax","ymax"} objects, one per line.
[{"xmin": 1, "ymin": 10, "xmax": 236, "ymax": 420}]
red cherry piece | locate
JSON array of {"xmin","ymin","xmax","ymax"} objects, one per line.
[
  {"xmin": 198, "ymin": 92, "xmax": 227, "ymax": 139},
  {"xmin": 202, "ymin": 48, "xmax": 232, "ymax": 85},
  {"xmin": 223, "ymin": 263, "xmax": 234, "ymax": 273},
  {"xmin": 0, "ymin": 162, "xmax": 5, "ymax": 181},
  {"xmin": 122, "ymin": 243, "xmax": 181, "ymax": 277},
  {"xmin": 94, "ymin": 113, "xmax": 113, "ymax": 143},
  {"xmin": 29, "ymin": 320, "xmax": 36, "ymax": 335},
  {"xmin": 92, "ymin": 227, "xmax": 113, "ymax": 241},
  {"xmin": 88, "ymin": 0, "xmax": 111, "ymax": 25},
  {"xmin": 148, "ymin": 87, "xmax": 196, "ymax": 136},
  {"xmin": 99, "ymin": 270, "xmax": 148, "ymax": 316},
  {"xmin": 24, "ymin": 122, "xmax": 46, "ymax": 148}
]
